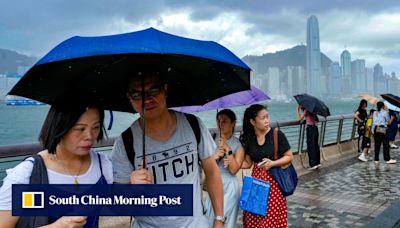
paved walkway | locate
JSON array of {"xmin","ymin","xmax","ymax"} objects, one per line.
[
  {"xmin": 100, "ymin": 145, "xmax": 400, "ymax": 228},
  {"xmin": 287, "ymin": 147, "xmax": 400, "ymax": 227}
]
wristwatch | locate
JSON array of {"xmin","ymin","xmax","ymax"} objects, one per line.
[{"xmin": 215, "ymin": 215, "xmax": 227, "ymax": 224}]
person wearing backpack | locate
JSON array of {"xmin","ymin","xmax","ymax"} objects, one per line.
[{"xmin": 111, "ymin": 71, "xmax": 224, "ymax": 228}]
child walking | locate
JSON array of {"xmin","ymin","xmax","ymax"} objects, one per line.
[{"xmin": 358, "ymin": 109, "xmax": 375, "ymax": 162}]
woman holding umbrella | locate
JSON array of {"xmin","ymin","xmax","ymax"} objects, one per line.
[
  {"xmin": 204, "ymin": 109, "xmax": 245, "ymax": 228},
  {"xmin": 240, "ymin": 104, "xmax": 293, "ymax": 227},
  {"xmin": 297, "ymin": 105, "xmax": 321, "ymax": 170},
  {"xmin": 0, "ymin": 94, "xmax": 113, "ymax": 227}
]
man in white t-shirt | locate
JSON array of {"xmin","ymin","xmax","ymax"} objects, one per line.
[{"xmin": 112, "ymin": 71, "xmax": 224, "ymax": 228}]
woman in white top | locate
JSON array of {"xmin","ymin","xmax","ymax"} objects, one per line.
[
  {"xmin": 0, "ymin": 93, "xmax": 113, "ymax": 228},
  {"xmin": 372, "ymin": 101, "xmax": 396, "ymax": 164},
  {"xmin": 205, "ymin": 109, "xmax": 245, "ymax": 228}
]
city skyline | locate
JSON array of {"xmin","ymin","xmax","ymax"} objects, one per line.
[
  {"xmin": 0, "ymin": 1, "xmax": 399, "ymax": 76},
  {"xmin": 248, "ymin": 13, "xmax": 400, "ymax": 100}
]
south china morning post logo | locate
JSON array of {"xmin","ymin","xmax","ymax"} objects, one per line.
[
  {"xmin": 48, "ymin": 194, "xmax": 182, "ymax": 207},
  {"xmin": 22, "ymin": 192, "xmax": 44, "ymax": 209},
  {"xmin": 13, "ymin": 184, "xmax": 193, "ymax": 216}
]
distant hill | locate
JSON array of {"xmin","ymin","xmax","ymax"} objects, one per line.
[
  {"xmin": 0, "ymin": 48, "xmax": 36, "ymax": 76},
  {"xmin": 242, "ymin": 45, "xmax": 332, "ymax": 73}
]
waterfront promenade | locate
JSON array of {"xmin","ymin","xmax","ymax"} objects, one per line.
[
  {"xmin": 287, "ymin": 146, "xmax": 400, "ymax": 227},
  {"xmin": 100, "ymin": 140, "xmax": 400, "ymax": 227},
  {"xmin": 1, "ymin": 113, "xmax": 398, "ymax": 227}
]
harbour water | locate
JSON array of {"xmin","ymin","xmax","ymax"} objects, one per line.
[{"xmin": 0, "ymin": 99, "xmax": 360, "ymax": 146}]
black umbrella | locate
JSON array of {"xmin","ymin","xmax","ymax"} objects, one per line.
[
  {"xmin": 294, "ymin": 93, "xmax": 331, "ymax": 117},
  {"xmin": 381, "ymin": 94, "xmax": 400, "ymax": 108}
]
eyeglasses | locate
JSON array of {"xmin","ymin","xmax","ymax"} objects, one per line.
[{"xmin": 127, "ymin": 85, "xmax": 163, "ymax": 100}]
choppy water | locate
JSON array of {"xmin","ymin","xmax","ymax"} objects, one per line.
[{"xmin": 0, "ymin": 99, "xmax": 360, "ymax": 146}]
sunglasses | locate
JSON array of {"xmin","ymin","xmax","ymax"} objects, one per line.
[{"xmin": 127, "ymin": 85, "xmax": 163, "ymax": 100}]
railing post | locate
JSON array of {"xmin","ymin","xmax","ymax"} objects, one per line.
[
  {"xmin": 350, "ymin": 118, "xmax": 358, "ymax": 151},
  {"xmin": 337, "ymin": 116, "xmax": 344, "ymax": 154},
  {"xmin": 319, "ymin": 118, "xmax": 327, "ymax": 161},
  {"xmin": 297, "ymin": 122, "xmax": 307, "ymax": 168}
]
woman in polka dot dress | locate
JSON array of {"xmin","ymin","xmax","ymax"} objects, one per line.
[{"xmin": 240, "ymin": 104, "xmax": 293, "ymax": 227}]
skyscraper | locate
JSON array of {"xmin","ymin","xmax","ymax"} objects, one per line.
[
  {"xmin": 329, "ymin": 62, "xmax": 341, "ymax": 96},
  {"xmin": 340, "ymin": 50, "xmax": 351, "ymax": 95},
  {"xmin": 351, "ymin": 59, "xmax": 366, "ymax": 94},
  {"xmin": 306, "ymin": 15, "xmax": 321, "ymax": 97},
  {"xmin": 373, "ymin": 63, "xmax": 385, "ymax": 95}
]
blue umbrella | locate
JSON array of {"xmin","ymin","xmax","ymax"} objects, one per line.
[
  {"xmin": 8, "ymin": 27, "xmax": 251, "ymax": 166},
  {"xmin": 8, "ymin": 27, "xmax": 251, "ymax": 113},
  {"xmin": 171, "ymin": 86, "xmax": 269, "ymax": 113}
]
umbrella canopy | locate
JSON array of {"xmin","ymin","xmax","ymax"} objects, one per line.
[
  {"xmin": 170, "ymin": 86, "xmax": 269, "ymax": 113},
  {"xmin": 360, "ymin": 94, "xmax": 379, "ymax": 105},
  {"xmin": 383, "ymin": 101, "xmax": 400, "ymax": 112},
  {"xmin": 8, "ymin": 27, "xmax": 251, "ymax": 112},
  {"xmin": 381, "ymin": 94, "xmax": 400, "ymax": 109},
  {"xmin": 294, "ymin": 93, "xmax": 331, "ymax": 117}
]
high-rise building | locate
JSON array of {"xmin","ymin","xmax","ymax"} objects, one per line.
[
  {"xmin": 329, "ymin": 62, "xmax": 341, "ymax": 96},
  {"xmin": 373, "ymin": 63, "xmax": 387, "ymax": 95},
  {"xmin": 388, "ymin": 75, "xmax": 400, "ymax": 95},
  {"xmin": 351, "ymin": 59, "xmax": 366, "ymax": 94},
  {"xmin": 306, "ymin": 15, "xmax": 321, "ymax": 97},
  {"xmin": 265, "ymin": 67, "xmax": 281, "ymax": 99},
  {"xmin": 365, "ymin": 68, "xmax": 374, "ymax": 95},
  {"xmin": 287, "ymin": 65, "xmax": 306, "ymax": 96},
  {"xmin": 340, "ymin": 50, "xmax": 351, "ymax": 95}
]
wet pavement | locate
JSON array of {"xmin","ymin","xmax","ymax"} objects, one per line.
[
  {"xmin": 287, "ymin": 148, "xmax": 400, "ymax": 227},
  {"xmin": 101, "ymin": 145, "xmax": 400, "ymax": 228}
]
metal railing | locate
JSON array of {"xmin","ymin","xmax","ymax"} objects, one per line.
[{"xmin": 0, "ymin": 114, "xmax": 357, "ymax": 183}]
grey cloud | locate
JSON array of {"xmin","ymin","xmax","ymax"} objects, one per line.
[{"xmin": 1, "ymin": 0, "xmax": 399, "ymax": 73}]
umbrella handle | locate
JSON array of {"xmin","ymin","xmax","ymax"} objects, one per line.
[{"xmin": 107, "ymin": 111, "xmax": 114, "ymax": 130}]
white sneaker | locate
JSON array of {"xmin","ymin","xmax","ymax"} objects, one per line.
[
  {"xmin": 308, "ymin": 165, "xmax": 319, "ymax": 171},
  {"xmin": 358, "ymin": 154, "xmax": 368, "ymax": 162},
  {"xmin": 386, "ymin": 159, "xmax": 397, "ymax": 164},
  {"xmin": 390, "ymin": 144, "xmax": 399, "ymax": 149}
]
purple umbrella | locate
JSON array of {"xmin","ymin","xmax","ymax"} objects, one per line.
[{"xmin": 171, "ymin": 86, "xmax": 269, "ymax": 112}]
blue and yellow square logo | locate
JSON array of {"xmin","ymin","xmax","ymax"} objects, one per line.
[{"xmin": 22, "ymin": 192, "xmax": 44, "ymax": 208}]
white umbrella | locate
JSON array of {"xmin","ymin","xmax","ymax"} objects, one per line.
[{"xmin": 384, "ymin": 101, "xmax": 400, "ymax": 112}]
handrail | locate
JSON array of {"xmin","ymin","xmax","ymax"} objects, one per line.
[{"xmin": 0, "ymin": 114, "xmax": 356, "ymax": 159}]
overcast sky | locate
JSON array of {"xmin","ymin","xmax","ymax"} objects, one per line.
[{"xmin": 1, "ymin": 0, "xmax": 399, "ymax": 75}]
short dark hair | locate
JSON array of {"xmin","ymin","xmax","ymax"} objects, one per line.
[
  {"xmin": 369, "ymin": 109, "xmax": 376, "ymax": 115},
  {"xmin": 377, "ymin": 101, "xmax": 384, "ymax": 111},
  {"xmin": 39, "ymin": 94, "xmax": 106, "ymax": 154}
]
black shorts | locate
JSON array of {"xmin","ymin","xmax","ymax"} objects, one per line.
[{"xmin": 362, "ymin": 137, "xmax": 371, "ymax": 149}]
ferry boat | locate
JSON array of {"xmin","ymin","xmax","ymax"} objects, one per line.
[{"xmin": 5, "ymin": 95, "xmax": 45, "ymax": 106}]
